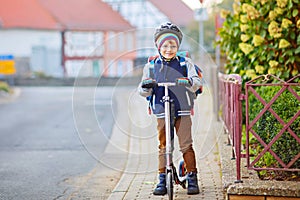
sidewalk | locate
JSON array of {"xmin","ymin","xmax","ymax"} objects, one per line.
[{"xmin": 107, "ymin": 87, "xmax": 225, "ymax": 200}]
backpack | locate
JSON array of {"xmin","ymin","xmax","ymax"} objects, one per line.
[{"xmin": 147, "ymin": 51, "xmax": 203, "ymax": 97}]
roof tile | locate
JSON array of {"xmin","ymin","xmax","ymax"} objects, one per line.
[
  {"xmin": 149, "ymin": 0, "xmax": 194, "ymax": 26},
  {"xmin": 0, "ymin": 0, "xmax": 133, "ymax": 31}
]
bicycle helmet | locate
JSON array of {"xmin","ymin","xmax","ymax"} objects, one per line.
[{"xmin": 154, "ymin": 22, "xmax": 183, "ymax": 49}]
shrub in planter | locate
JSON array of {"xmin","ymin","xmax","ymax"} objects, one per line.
[{"xmin": 248, "ymin": 85, "xmax": 300, "ymax": 180}]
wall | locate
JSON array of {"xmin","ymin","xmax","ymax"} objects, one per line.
[
  {"xmin": 0, "ymin": 29, "xmax": 61, "ymax": 57},
  {"xmin": 0, "ymin": 29, "xmax": 62, "ymax": 77}
]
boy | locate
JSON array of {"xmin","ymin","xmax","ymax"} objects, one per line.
[{"xmin": 138, "ymin": 22, "xmax": 202, "ymax": 195}]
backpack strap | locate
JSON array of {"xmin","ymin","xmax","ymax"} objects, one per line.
[
  {"xmin": 148, "ymin": 55, "xmax": 159, "ymax": 63},
  {"xmin": 178, "ymin": 56, "xmax": 188, "ymax": 77},
  {"xmin": 146, "ymin": 56, "xmax": 160, "ymax": 114},
  {"xmin": 178, "ymin": 55, "xmax": 203, "ymax": 96},
  {"xmin": 177, "ymin": 51, "xmax": 189, "ymax": 58},
  {"xmin": 148, "ymin": 56, "xmax": 158, "ymax": 79}
]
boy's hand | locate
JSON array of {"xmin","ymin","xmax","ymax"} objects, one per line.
[
  {"xmin": 176, "ymin": 77, "xmax": 192, "ymax": 87},
  {"xmin": 142, "ymin": 78, "xmax": 157, "ymax": 88}
]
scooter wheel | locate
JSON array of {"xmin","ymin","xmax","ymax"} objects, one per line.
[
  {"xmin": 179, "ymin": 160, "xmax": 186, "ymax": 177},
  {"xmin": 166, "ymin": 171, "xmax": 173, "ymax": 200}
]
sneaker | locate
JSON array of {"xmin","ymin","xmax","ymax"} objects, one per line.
[
  {"xmin": 187, "ymin": 172, "xmax": 199, "ymax": 195},
  {"xmin": 153, "ymin": 173, "xmax": 167, "ymax": 195}
]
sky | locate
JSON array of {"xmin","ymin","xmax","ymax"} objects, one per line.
[{"xmin": 181, "ymin": 0, "xmax": 224, "ymax": 9}]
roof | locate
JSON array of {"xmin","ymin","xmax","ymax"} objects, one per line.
[
  {"xmin": 149, "ymin": 0, "xmax": 194, "ymax": 26},
  {"xmin": 0, "ymin": 0, "xmax": 60, "ymax": 30},
  {"xmin": 0, "ymin": 0, "xmax": 133, "ymax": 31},
  {"xmin": 39, "ymin": 0, "xmax": 134, "ymax": 31}
]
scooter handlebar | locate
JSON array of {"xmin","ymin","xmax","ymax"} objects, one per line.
[{"xmin": 157, "ymin": 82, "xmax": 177, "ymax": 87}]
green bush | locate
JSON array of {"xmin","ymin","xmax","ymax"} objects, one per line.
[
  {"xmin": 218, "ymin": 0, "xmax": 300, "ymax": 82},
  {"xmin": 0, "ymin": 81, "xmax": 10, "ymax": 93},
  {"xmin": 248, "ymin": 85, "xmax": 300, "ymax": 180}
]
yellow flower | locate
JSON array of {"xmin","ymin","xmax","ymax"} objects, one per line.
[
  {"xmin": 269, "ymin": 11, "xmax": 277, "ymax": 20},
  {"xmin": 268, "ymin": 21, "xmax": 282, "ymax": 38},
  {"xmin": 252, "ymin": 0, "xmax": 260, "ymax": 4},
  {"xmin": 269, "ymin": 60, "xmax": 279, "ymax": 68},
  {"xmin": 233, "ymin": 3, "xmax": 240, "ymax": 15},
  {"xmin": 253, "ymin": 35, "xmax": 264, "ymax": 46},
  {"xmin": 240, "ymin": 24, "xmax": 249, "ymax": 32},
  {"xmin": 261, "ymin": 0, "xmax": 268, "ymax": 5},
  {"xmin": 281, "ymin": 18, "xmax": 293, "ymax": 29},
  {"xmin": 268, "ymin": 68, "xmax": 277, "ymax": 75},
  {"xmin": 297, "ymin": 20, "xmax": 300, "ymax": 29},
  {"xmin": 274, "ymin": 7, "xmax": 284, "ymax": 15},
  {"xmin": 240, "ymin": 70, "xmax": 245, "ymax": 76},
  {"xmin": 240, "ymin": 15, "xmax": 248, "ymax": 23},
  {"xmin": 241, "ymin": 34, "xmax": 250, "ymax": 42},
  {"xmin": 239, "ymin": 43, "xmax": 254, "ymax": 55},
  {"xmin": 276, "ymin": 0, "xmax": 288, "ymax": 8},
  {"xmin": 241, "ymin": 3, "xmax": 251, "ymax": 13},
  {"xmin": 220, "ymin": 9, "xmax": 230, "ymax": 19},
  {"xmin": 279, "ymin": 39, "xmax": 291, "ymax": 48},
  {"xmin": 255, "ymin": 65, "xmax": 265, "ymax": 74},
  {"xmin": 246, "ymin": 69, "xmax": 257, "ymax": 79},
  {"xmin": 292, "ymin": 69, "xmax": 298, "ymax": 76},
  {"xmin": 242, "ymin": 3, "xmax": 260, "ymax": 20}
]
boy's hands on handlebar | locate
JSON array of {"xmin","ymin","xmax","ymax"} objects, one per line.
[
  {"xmin": 142, "ymin": 78, "xmax": 157, "ymax": 88},
  {"xmin": 176, "ymin": 77, "xmax": 192, "ymax": 87},
  {"xmin": 142, "ymin": 77, "xmax": 192, "ymax": 88}
]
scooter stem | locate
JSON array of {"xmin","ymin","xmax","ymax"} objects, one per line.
[
  {"xmin": 158, "ymin": 82, "xmax": 176, "ymax": 170},
  {"xmin": 164, "ymin": 85, "xmax": 172, "ymax": 170}
]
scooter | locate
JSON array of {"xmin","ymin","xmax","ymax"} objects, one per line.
[{"xmin": 157, "ymin": 82, "xmax": 187, "ymax": 200}]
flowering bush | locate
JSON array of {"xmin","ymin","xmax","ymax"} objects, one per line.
[{"xmin": 218, "ymin": 0, "xmax": 300, "ymax": 82}]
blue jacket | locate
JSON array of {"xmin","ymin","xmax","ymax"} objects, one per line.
[{"xmin": 139, "ymin": 56, "xmax": 202, "ymax": 118}]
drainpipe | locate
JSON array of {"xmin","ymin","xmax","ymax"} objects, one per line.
[{"xmin": 61, "ymin": 31, "xmax": 67, "ymax": 77}]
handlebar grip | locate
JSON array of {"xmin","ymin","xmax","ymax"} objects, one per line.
[{"xmin": 142, "ymin": 79, "xmax": 157, "ymax": 88}]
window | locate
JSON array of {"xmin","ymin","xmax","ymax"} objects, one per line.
[{"xmin": 108, "ymin": 31, "xmax": 116, "ymax": 51}]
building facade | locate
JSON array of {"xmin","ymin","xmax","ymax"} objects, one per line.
[
  {"xmin": 103, "ymin": 0, "xmax": 195, "ymax": 62},
  {"xmin": 0, "ymin": 0, "xmax": 136, "ymax": 78}
]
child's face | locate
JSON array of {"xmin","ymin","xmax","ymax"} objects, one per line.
[{"xmin": 159, "ymin": 40, "xmax": 178, "ymax": 60}]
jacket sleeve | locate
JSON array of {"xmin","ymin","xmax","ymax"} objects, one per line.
[
  {"xmin": 185, "ymin": 57, "xmax": 203, "ymax": 93},
  {"xmin": 138, "ymin": 62, "xmax": 153, "ymax": 97}
]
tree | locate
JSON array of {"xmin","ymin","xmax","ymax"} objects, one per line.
[
  {"xmin": 184, "ymin": 18, "xmax": 216, "ymax": 53},
  {"xmin": 218, "ymin": 0, "xmax": 300, "ymax": 82}
]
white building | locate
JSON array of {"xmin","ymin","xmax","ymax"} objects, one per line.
[{"xmin": 0, "ymin": 0, "xmax": 135, "ymax": 78}]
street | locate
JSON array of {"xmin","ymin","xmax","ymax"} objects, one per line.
[{"xmin": 0, "ymin": 86, "xmax": 124, "ymax": 200}]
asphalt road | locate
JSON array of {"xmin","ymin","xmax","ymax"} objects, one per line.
[{"xmin": 0, "ymin": 86, "xmax": 118, "ymax": 200}]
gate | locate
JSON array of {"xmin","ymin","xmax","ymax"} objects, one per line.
[
  {"xmin": 219, "ymin": 73, "xmax": 300, "ymax": 182},
  {"xmin": 245, "ymin": 74, "xmax": 300, "ymax": 173}
]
